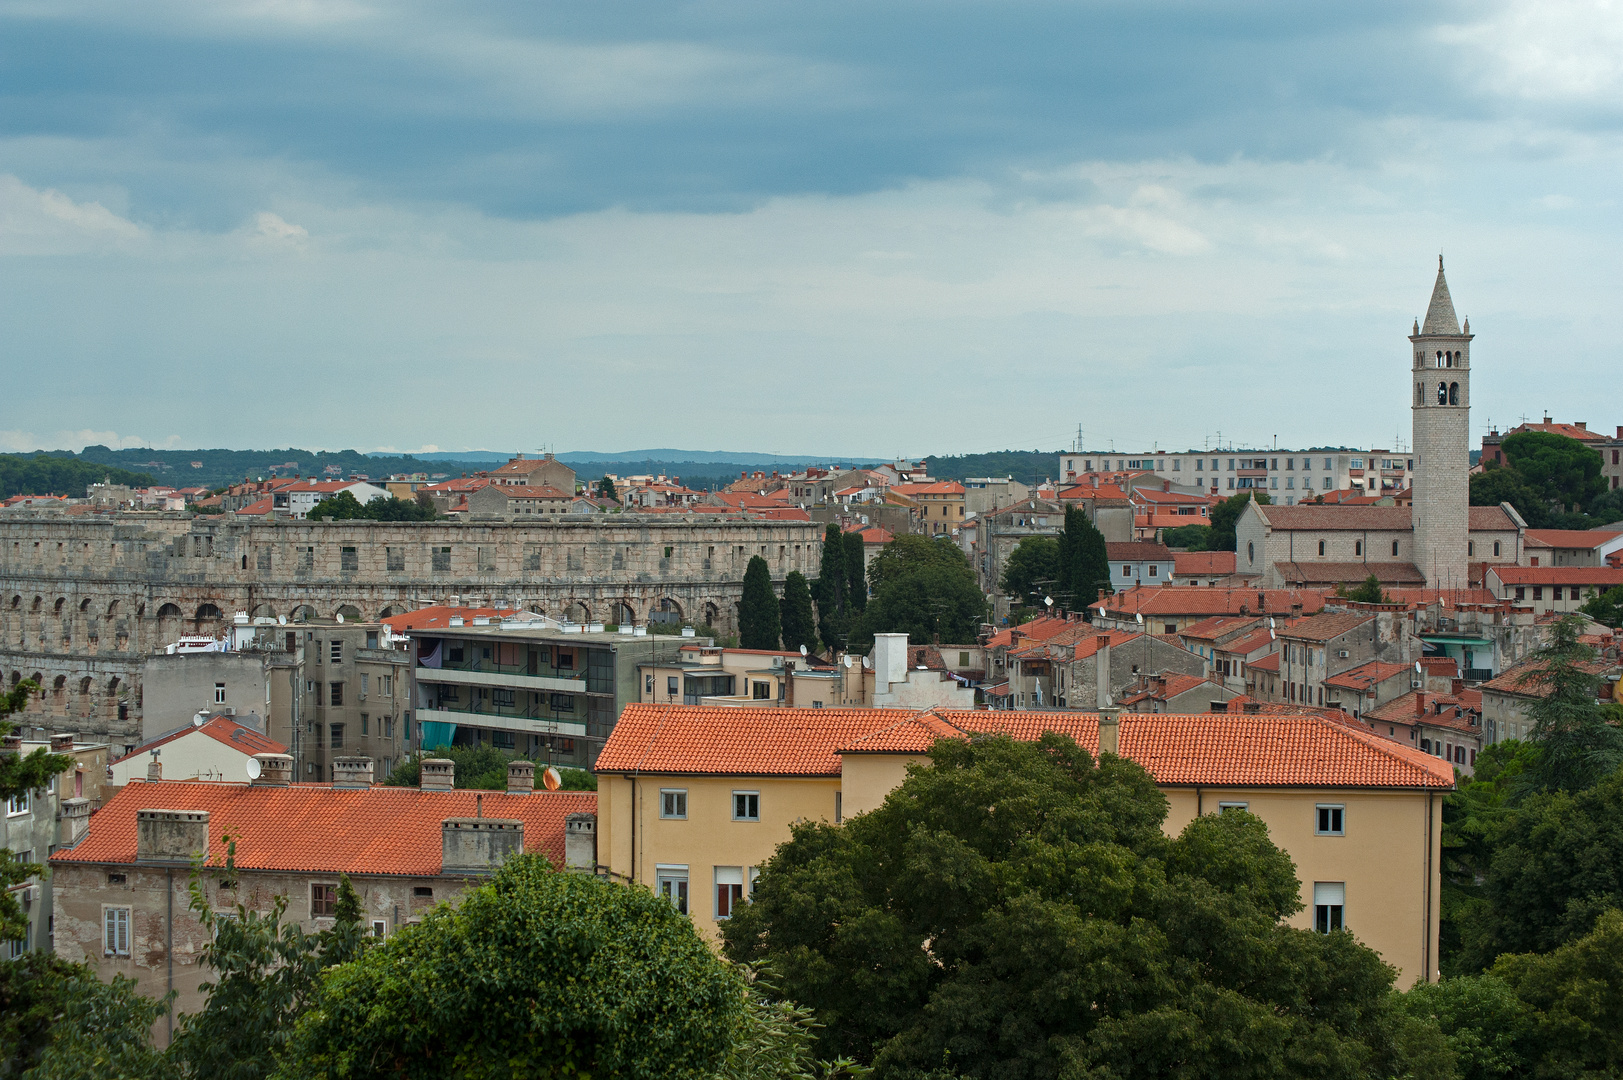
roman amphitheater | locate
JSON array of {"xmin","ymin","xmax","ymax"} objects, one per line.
[{"xmin": 0, "ymin": 511, "xmax": 821, "ymax": 746}]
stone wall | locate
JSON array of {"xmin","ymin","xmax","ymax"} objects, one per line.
[{"xmin": 0, "ymin": 511, "xmax": 820, "ymax": 747}]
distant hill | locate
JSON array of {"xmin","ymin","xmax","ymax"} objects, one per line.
[
  {"xmin": 925, "ymin": 450, "xmax": 1063, "ymax": 485},
  {"xmin": 0, "ymin": 453, "xmax": 156, "ymax": 499}
]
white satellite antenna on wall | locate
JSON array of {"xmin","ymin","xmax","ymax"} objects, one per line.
[
  {"xmin": 277, "ymin": 615, "xmax": 286, "ymax": 625},
  {"xmin": 843, "ymin": 654, "xmax": 853, "ymax": 669},
  {"xmin": 245, "ymin": 757, "xmax": 262, "ymax": 781},
  {"xmin": 336, "ymin": 612, "xmax": 345, "ymax": 623},
  {"xmin": 800, "ymin": 645, "xmax": 808, "ymax": 657},
  {"xmin": 1415, "ymin": 661, "xmax": 1423, "ymax": 674}
]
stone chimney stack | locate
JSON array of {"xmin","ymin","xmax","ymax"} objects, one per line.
[
  {"xmin": 332, "ymin": 757, "xmax": 375, "ymax": 789},
  {"xmin": 1, "ymin": 734, "xmax": 21, "ymax": 755},
  {"xmin": 420, "ymin": 758, "xmax": 455, "ymax": 791},
  {"xmin": 506, "ymin": 760, "xmax": 535, "ymax": 796},
  {"xmin": 50, "ymin": 733, "xmax": 75, "ymax": 753},
  {"xmin": 251, "ymin": 753, "xmax": 293, "ymax": 786},
  {"xmin": 58, "ymin": 798, "xmax": 91, "ymax": 848},
  {"xmin": 1097, "ymin": 707, "xmax": 1121, "ymax": 757},
  {"xmin": 136, "ymin": 809, "xmax": 210, "ymax": 863},
  {"xmin": 1095, "ymin": 636, "xmax": 1112, "ymax": 710},
  {"xmin": 441, "ymin": 818, "xmax": 523, "ymax": 875},
  {"xmin": 565, "ymin": 812, "xmax": 597, "ymax": 872},
  {"xmin": 146, "ymin": 753, "xmax": 162, "ymax": 782}
]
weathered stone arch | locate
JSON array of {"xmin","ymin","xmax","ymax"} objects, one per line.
[
  {"xmin": 156, "ymin": 603, "xmax": 182, "ymax": 619},
  {"xmin": 250, "ymin": 603, "xmax": 277, "ymax": 619},
  {"xmin": 290, "ymin": 605, "xmax": 317, "ymax": 623},
  {"xmin": 54, "ymin": 597, "xmax": 65, "ymax": 614},
  {"xmin": 79, "ymin": 676, "xmax": 92, "ymax": 695},
  {"xmin": 79, "ymin": 597, "xmax": 91, "ymax": 612},
  {"xmin": 562, "ymin": 600, "xmax": 590, "ymax": 623},
  {"xmin": 610, "ymin": 600, "xmax": 636, "ymax": 625},
  {"xmin": 106, "ymin": 599, "xmax": 120, "ymax": 616},
  {"xmin": 703, "ymin": 601, "xmax": 720, "ymax": 628},
  {"xmin": 335, "ymin": 604, "xmax": 362, "ymax": 621},
  {"xmin": 195, "ymin": 603, "xmax": 222, "ymax": 621}
]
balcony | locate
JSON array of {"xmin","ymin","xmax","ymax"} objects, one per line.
[
  {"xmin": 418, "ymin": 667, "xmax": 586, "ymax": 694},
  {"xmin": 415, "ymin": 707, "xmax": 587, "ymax": 738}
]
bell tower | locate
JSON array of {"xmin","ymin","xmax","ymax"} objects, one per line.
[{"xmin": 1410, "ymin": 256, "xmax": 1472, "ymax": 589}]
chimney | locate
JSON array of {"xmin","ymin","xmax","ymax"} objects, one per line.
[
  {"xmin": 251, "ymin": 753, "xmax": 294, "ymax": 786},
  {"xmin": 441, "ymin": 818, "xmax": 523, "ymax": 875},
  {"xmin": 1, "ymin": 734, "xmax": 20, "ymax": 755},
  {"xmin": 332, "ymin": 757, "xmax": 375, "ymax": 789},
  {"xmin": 1243, "ymin": 701, "xmax": 1261, "ymax": 714},
  {"xmin": 1210, "ymin": 700, "xmax": 1227, "ymax": 713},
  {"xmin": 1097, "ymin": 707, "xmax": 1121, "ymax": 757},
  {"xmin": 1095, "ymin": 636, "xmax": 1112, "ymax": 710},
  {"xmin": 136, "ymin": 809, "xmax": 210, "ymax": 863},
  {"xmin": 565, "ymin": 812, "xmax": 597, "ymax": 872},
  {"xmin": 420, "ymin": 758, "xmax": 455, "ymax": 791},
  {"xmin": 146, "ymin": 753, "xmax": 162, "ymax": 782},
  {"xmin": 51, "ymin": 795, "xmax": 92, "ymax": 850},
  {"xmin": 50, "ymin": 733, "xmax": 75, "ymax": 753},
  {"xmin": 506, "ymin": 760, "xmax": 535, "ymax": 796},
  {"xmin": 1414, "ymin": 692, "xmax": 1427, "ymax": 716}
]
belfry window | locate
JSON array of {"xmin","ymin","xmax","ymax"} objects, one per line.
[
  {"xmin": 1448, "ymin": 382, "xmax": 1459, "ymax": 405},
  {"xmin": 1437, "ymin": 382, "xmax": 1448, "ymax": 404}
]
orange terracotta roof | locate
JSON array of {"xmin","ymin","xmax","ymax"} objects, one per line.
[
  {"xmin": 594, "ymin": 705, "xmax": 911, "ymax": 776},
  {"xmin": 1174, "ymin": 552, "xmax": 1237, "ymax": 576},
  {"xmin": 111, "ymin": 715, "xmax": 288, "ymax": 765},
  {"xmin": 1523, "ymin": 529, "xmax": 1623, "ymax": 549},
  {"xmin": 234, "ymin": 497, "xmax": 275, "ymax": 515},
  {"xmin": 890, "ymin": 482, "xmax": 965, "ymax": 496},
  {"xmin": 1094, "ymin": 586, "xmax": 1329, "ymax": 618},
  {"xmin": 1323, "ymin": 661, "xmax": 1413, "ymax": 691},
  {"xmin": 984, "ymin": 615, "xmax": 1081, "ymax": 648},
  {"xmin": 52, "ymin": 782, "xmax": 594, "ymax": 875},
  {"xmin": 1073, "ymin": 630, "xmax": 1142, "ymax": 659},
  {"xmin": 1493, "ymin": 421, "xmax": 1607, "ymax": 443},
  {"xmin": 1488, "ymin": 566, "xmax": 1623, "ymax": 587},
  {"xmin": 1277, "ymin": 612, "xmax": 1375, "ymax": 642},
  {"xmin": 381, "ymin": 605, "xmax": 515, "ymax": 631},
  {"xmin": 1248, "ymin": 653, "xmax": 1281, "ymax": 672},
  {"xmin": 1279, "ymin": 562, "xmax": 1426, "ymax": 585}
]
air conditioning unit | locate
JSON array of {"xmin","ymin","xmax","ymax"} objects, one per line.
[
  {"xmin": 1411, "ymin": 680, "xmax": 1424, "ymax": 689},
  {"xmin": 1337, "ymin": 650, "xmax": 1350, "ymax": 659},
  {"xmin": 19, "ymin": 885, "xmax": 37, "ymax": 905}
]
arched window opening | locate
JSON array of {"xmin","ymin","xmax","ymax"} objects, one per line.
[
  {"xmin": 1449, "ymin": 382, "xmax": 1459, "ymax": 406},
  {"xmin": 78, "ymin": 598, "xmax": 90, "ymax": 612},
  {"xmin": 195, "ymin": 603, "xmax": 221, "ymax": 622},
  {"xmin": 156, "ymin": 603, "xmax": 182, "ymax": 619},
  {"xmin": 1247, "ymin": 541, "xmax": 1255, "ymax": 565},
  {"xmin": 53, "ymin": 598, "xmax": 65, "ymax": 614},
  {"xmin": 1318, "ymin": 540, "xmax": 1325, "ymax": 556},
  {"xmin": 1416, "ymin": 382, "xmax": 1423, "ymax": 406},
  {"xmin": 1355, "ymin": 540, "xmax": 1363, "ymax": 556},
  {"xmin": 1437, "ymin": 382, "xmax": 1448, "ymax": 404}
]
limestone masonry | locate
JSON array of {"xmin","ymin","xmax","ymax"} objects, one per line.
[{"xmin": 0, "ymin": 513, "xmax": 820, "ymax": 748}]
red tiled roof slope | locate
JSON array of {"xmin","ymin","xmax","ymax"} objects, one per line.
[{"xmin": 52, "ymin": 783, "xmax": 595, "ymax": 875}]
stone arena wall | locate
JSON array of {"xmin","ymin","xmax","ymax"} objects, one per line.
[{"xmin": 0, "ymin": 512, "xmax": 821, "ymax": 747}]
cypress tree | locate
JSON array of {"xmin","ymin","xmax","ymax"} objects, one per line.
[
  {"xmin": 779, "ymin": 571, "xmax": 818, "ymax": 654},
  {"xmin": 1059, "ymin": 505, "xmax": 1111, "ymax": 610},
  {"xmin": 843, "ymin": 530, "xmax": 868, "ymax": 613},
  {"xmin": 816, "ymin": 524, "xmax": 848, "ymax": 649},
  {"xmin": 739, "ymin": 556, "xmax": 781, "ymax": 650}
]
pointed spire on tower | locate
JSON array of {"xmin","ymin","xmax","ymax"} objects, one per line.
[{"xmin": 1421, "ymin": 256, "xmax": 1460, "ymax": 335}]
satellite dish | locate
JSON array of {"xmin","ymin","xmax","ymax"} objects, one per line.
[
  {"xmin": 277, "ymin": 615, "xmax": 286, "ymax": 625},
  {"xmin": 1044, "ymin": 595, "xmax": 1053, "ymax": 608},
  {"xmin": 193, "ymin": 711, "xmax": 207, "ymax": 728},
  {"xmin": 1267, "ymin": 617, "xmax": 1275, "ymax": 629},
  {"xmin": 843, "ymin": 654, "xmax": 853, "ymax": 669},
  {"xmin": 245, "ymin": 757, "xmax": 262, "ymax": 780},
  {"xmin": 542, "ymin": 766, "xmax": 562, "ymax": 791},
  {"xmin": 1269, "ymin": 629, "xmax": 1276, "ymax": 641},
  {"xmin": 800, "ymin": 644, "xmax": 808, "ymax": 656},
  {"xmin": 1135, "ymin": 612, "xmax": 1144, "ymax": 624},
  {"xmin": 336, "ymin": 613, "xmax": 345, "ymax": 623},
  {"xmin": 1415, "ymin": 661, "xmax": 1423, "ymax": 674},
  {"xmin": 862, "ymin": 656, "xmax": 872, "ymax": 669}
]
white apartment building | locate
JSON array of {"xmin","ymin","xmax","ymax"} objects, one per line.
[{"xmin": 1058, "ymin": 450, "xmax": 1412, "ymax": 505}]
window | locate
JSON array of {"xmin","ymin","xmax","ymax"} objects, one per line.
[
  {"xmin": 1354, "ymin": 541, "xmax": 1362, "ymax": 557},
  {"xmin": 492, "ymin": 688, "xmax": 515, "ymax": 706},
  {"xmin": 1468, "ymin": 541, "xmax": 1474, "ymax": 556},
  {"xmin": 1196, "ymin": 459, "xmax": 1203, "ymax": 471},
  {"xmin": 1314, "ymin": 882, "xmax": 1345, "ymax": 933},
  {"xmin": 330, "ymin": 682, "xmax": 344, "ymax": 706},
  {"xmin": 733, "ymin": 791, "xmax": 760, "ymax": 821},
  {"xmin": 666, "ymin": 676, "xmax": 678, "ymax": 696},
  {"xmin": 1318, "ymin": 540, "xmax": 1325, "ymax": 556},
  {"xmin": 432, "ymin": 546, "xmax": 452, "ymax": 571},
  {"xmin": 6, "ymin": 790, "xmax": 29, "ymax": 816},
  {"xmin": 413, "ymin": 886, "xmax": 433, "ymax": 898},
  {"xmin": 312, "ymin": 883, "xmax": 337, "ymax": 917},
  {"xmin": 384, "ymin": 717, "xmax": 394, "ymax": 738},
  {"xmin": 1122, "ymin": 565, "xmax": 1132, "ymax": 577},
  {"xmin": 1533, "ymin": 586, "xmax": 1543, "ymax": 601},
  {"xmin": 752, "ymin": 681, "xmax": 772, "ymax": 700},
  {"xmin": 835, "ymin": 791, "xmax": 843, "ymax": 823},
  {"xmin": 214, "ymin": 682, "xmax": 226, "ymax": 704},
  {"xmin": 959, "ymin": 651, "xmax": 971, "ymax": 667},
  {"xmin": 1514, "ymin": 587, "xmax": 1525, "ymax": 600},
  {"xmin": 657, "ymin": 867, "xmax": 689, "ymax": 913},
  {"xmin": 379, "ymin": 674, "xmax": 392, "ymax": 697},
  {"xmin": 1164, "ymin": 622, "xmax": 1177, "ymax": 635},
  {"xmin": 1392, "ymin": 540, "xmax": 1400, "ymax": 556},
  {"xmin": 104, "ymin": 907, "xmax": 130, "ymax": 956},
  {"xmin": 330, "ymin": 723, "xmax": 344, "ymax": 749},
  {"xmin": 386, "ymin": 546, "xmax": 405, "ymax": 571},
  {"xmin": 550, "ymin": 693, "xmax": 575, "ymax": 711},
  {"xmin": 1148, "ymin": 564, "xmax": 1158, "ymax": 577},
  {"xmin": 1217, "ymin": 801, "xmax": 1249, "ymax": 813},
  {"xmin": 360, "ymin": 713, "xmax": 369, "ymax": 735},
  {"xmin": 341, "ymin": 546, "xmax": 358, "ymax": 570},
  {"xmin": 715, "ymin": 866, "xmax": 745, "ymax": 919},
  {"xmin": 1316, "ymin": 805, "xmax": 1345, "ymax": 835},
  {"xmin": 1493, "ymin": 541, "xmax": 1501, "ymax": 557},
  {"xmin": 661, "ymin": 789, "xmax": 687, "ymax": 818},
  {"xmin": 371, "ymin": 920, "xmax": 386, "ymax": 937},
  {"xmin": 330, "ymin": 640, "xmax": 343, "ymax": 664}
]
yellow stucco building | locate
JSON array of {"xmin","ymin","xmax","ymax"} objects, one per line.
[{"xmin": 595, "ymin": 703, "xmax": 1453, "ymax": 987}]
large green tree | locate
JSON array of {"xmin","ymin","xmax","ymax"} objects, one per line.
[
  {"xmin": 1502, "ymin": 431, "xmax": 1606, "ymax": 517},
  {"xmin": 1208, "ymin": 491, "xmax": 1269, "ymax": 553},
  {"xmin": 739, "ymin": 555, "xmax": 782, "ymax": 650},
  {"xmin": 1487, "ymin": 908, "xmax": 1623, "ymax": 1078},
  {"xmin": 1160, "ymin": 523, "xmax": 1211, "ymax": 550},
  {"xmin": 850, "ymin": 535, "xmax": 986, "ymax": 647},
  {"xmin": 722, "ymin": 733, "xmax": 1446, "ymax": 1077},
  {"xmin": 1055, "ymin": 503, "xmax": 1110, "ymax": 609},
  {"xmin": 1518, "ymin": 616, "xmax": 1623, "ymax": 794},
  {"xmin": 307, "ymin": 492, "xmax": 433, "ymax": 522},
  {"xmin": 1469, "ymin": 462, "xmax": 1550, "ymax": 528},
  {"xmin": 843, "ymin": 530, "xmax": 867, "ymax": 614},
  {"xmin": 815, "ymin": 524, "xmax": 849, "ymax": 650},
  {"xmin": 1579, "ymin": 585, "xmax": 1623, "ymax": 629},
  {"xmin": 277, "ymin": 854, "xmax": 741, "ymax": 1079},
  {"xmin": 779, "ymin": 571, "xmax": 818, "ymax": 654},
  {"xmin": 1, "ymin": 679, "xmax": 67, "ymax": 946},
  {"xmin": 999, "ymin": 534, "xmax": 1059, "ymax": 607}
]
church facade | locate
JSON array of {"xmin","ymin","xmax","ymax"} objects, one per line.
[{"xmin": 1236, "ymin": 261, "xmax": 1527, "ymax": 590}]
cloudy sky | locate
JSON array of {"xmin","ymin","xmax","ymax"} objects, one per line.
[{"xmin": 1, "ymin": 0, "xmax": 1618, "ymax": 458}]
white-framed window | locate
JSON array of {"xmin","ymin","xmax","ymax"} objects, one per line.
[
  {"xmin": 732, "ymin": 791, "xmax": 760, "ymax": 821},
  {"xmin": 660, "ymin": 789, "xmax": 688, "ymax": 819},
  {"xmin": 1314, "ymin": 882, "xmax": 1345, "ymax": 933},
  {"xmin": 311, "ymin": 883, "xmax": 338, "ymax": 918},
  {"xmin": 104, "ymin": 906, "xmax": 131, "ymax": 956},
  {"xmin": 656, "ymin": 865, "xmax": 689, "ymax": 914},
  {"xmin": 1217, "ymin": 801, "xmax": 1249, "ymax": 813},
  {"xmin": 1316, "ymin": 805, "xmax": 1345, "ymax": 835},
  {"xmin": 715, "ymin": 866, "xmax": 745, "ymax": 919},
  {"xmin": 330, "ymin": 640, "xmax": 343, "ymax": 664},
  {"xmin": 214, "ymin": 682, "xmax": 226, "ymax": 704},
  {"xmin": 5, "ymin": 790, "xmax": 30, "ymax": 816},
  {"xmin": 371, "ymin": 920, "xmax": 387, "ymax": 938},
  {"xmin": 6, "ymin": 925, "xmax": 30, "ymax": 959}
]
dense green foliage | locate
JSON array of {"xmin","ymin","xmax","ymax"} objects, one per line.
[
  {"xmin": 306, "ymin": 491, "xmax": 436, "ymax": 521},
  {"xmin": 71, "ymin": 445, "xmax": 507, "ymax": 492},
  {"xmin": 816, "ymin": 524, "xmax": 851, "ymax": 650},
  {"xmin": 1056, "ymin": 503, "xmax": 1110, "ymax": 609},
  {"xmin": 0, "ymin": 680, "xmax": 69, "ymax": 946},
  {"xmin": 843, "ymin": 531, "xmax": 867, "ymax": 614},
  {"xmin": 998, "ymin": 535, "xmax": 1059, "ymax": 606},
  {"xmin": 0, "ymin": 453, "xmax": 155, "ymax": 499},
  {"xmin": 1208, "ymin": 491, "xmax": 1269, "ymax": 552},
  {"xmin": 779, "ymin": 571, "xmax": 819, "ymax": 654},
  {"xmin": 1580, "ymin": 585, "xmax": 1623, "ymax": 629},
  {"xmin": 741, "ymin": 555, "xmax": 783, "ymax": 650},
  {"xmin": 4, "ymin": 953, "xmax": 172, "ymax": 1080},
  {"xmin": 278, "ymin": 854, "xmax": 742, "ymax": 1079},
  {"xmin": 849, "ymin": 535, "xmax": 986, "ymax": 647},
  {"xmin": 595, "ymin": 475, "xmax": 618, "ymax": 500},
  {"xmin": 1339, "ymin": 574, "xmax": 1388, "ymax": 604},
  {"xmin": 722, "ymin": 733, "xmax": 1444, "ymax": 1078},
  {"xmin": 1160, "ymin": 523, "xmax": 1211, "ymax": 550},
  {"xmin": 1470, "ymin": 432, "xmax": 1620, "ymax": 528},
  {"xmin": 923, "ymin": 450, "xmax": 1062, "ymax": 486},
  {"xmin": 382, "ymin": 745, "xmax": 595, "ymax": 791}
]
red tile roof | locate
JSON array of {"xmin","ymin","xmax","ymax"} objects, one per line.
[
  {"xmin": 1323, "ymin": 661, "xmax": 1414, "ymax": 692},
  {"xmin": 891, "ymin": 482, "xmax": 965, "ymax": 496},
  {"xmin": 1488, "ymin": 566, "xmax": 1623, "ymax": 587},
  {"xmin": 1277, "ymin": 612, "xmax": 1375, "ymax": 642},
  {"xmin": 1523, "ymin": 529, "xmax": 1623, "ymax": 549},
  {"xmin": 1094, "ymin": 586, "xmax": 1329, "ymax": 618},
  {"xmin": 1492, "ymin": 421, "xmax": 1608, "ymax": 443},
  {"xmin": 1278, "ymin": 562, "xmax": 1426, "ymax": 585},
  {"xmin": 595, "ymin": 705, "xmax": 912, "ymax": 776},
  {"xmin": 111, "ymin": 716, "xmax": 288, "ymax": 765},
  {"xmin": 984, "ymin": 614, "xmax": 1081, "ymax": 648},
  {"xmin": 52, "ymin": 783, "xmax": 594, "ymax": 875},
  {"xmin": 382, "ymin": 605, "xmax": 516, "ymax": 632},
  {"xmin": 1177, "ymin": 615, "xmax": 1259, "ymax": 641},
  {"xmin": 1248, "ymin": 653, "xmax": 1281, "ymax": 672},
  {"xmin": 1106, "ymin": 542, "xmax": 1175, "ymax": 561},
  {"xmin": 1073, "ymin": 630, "xmax": 1142, "ymax": 659},
  {"xmin": 1174, "ymin": 552, "xmax": 1237, "ymax": 576}
]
